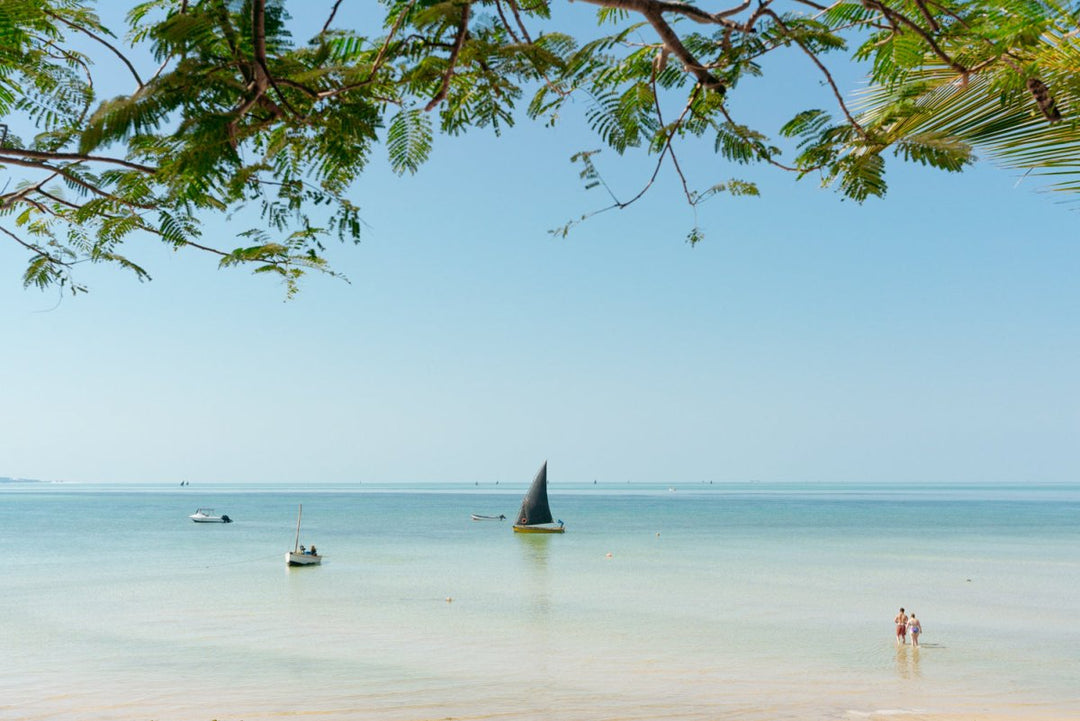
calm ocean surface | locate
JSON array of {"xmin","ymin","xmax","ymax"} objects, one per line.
[{"xmin": 1, "ymin": 481, "xmax": 1078, "ymax": 721}]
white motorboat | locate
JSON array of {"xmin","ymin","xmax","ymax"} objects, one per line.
[
  {"xmin": 189, "ymin": 508, "xmax": 232, "ymax": 523},
  {"xmin": 286, "ymin": 504, "xmax": 321, "ymax": 566}
]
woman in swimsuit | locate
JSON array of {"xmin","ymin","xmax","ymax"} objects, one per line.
[
  {"xmin": 894, "ymin": 607, "xmax": 908, "ymax": 645},
  {"xmin": 908, "ymin": 613, "xmax": 922, "ymax": 647}
]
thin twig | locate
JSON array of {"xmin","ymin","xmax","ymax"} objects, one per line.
[
  {"xmin": 0, "ymin": 226, "xmax": 73, "ymax": 265},
  {"xmin": 765, "ymin": 9, "xmax": 868, "ymax": 139},
  {"xmin": 322, "ymin": 0, "xmax": 344, "ymax": 34},
  {"xmin": 651, "ymin": 75, "xmax": 698, "ymax": 206},
  {"xmin": 43, "ymin": 9, "xmax": 144, "ymax": 88}
]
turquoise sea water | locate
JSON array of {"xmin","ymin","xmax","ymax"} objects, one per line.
[{"xmin": 2, "ymin": 481, "xmax": 1078, "ymax": 721}]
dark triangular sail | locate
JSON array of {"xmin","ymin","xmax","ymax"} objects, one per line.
[{"xmin": 515, "ymin": 461, "xmax": 553, "ymax": 525}]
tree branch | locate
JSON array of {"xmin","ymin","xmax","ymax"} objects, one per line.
[
  {"xmin": 862, "ymin": 0, "xmax": 968, "ymax": 78},
  {"xmin": 493, "ymin": 0, "xmax": 522, "ymax": 44},
  {"xmin": 425, "ymin": 2, "xmax": 472, "ymax": 111},
  {"xmin": 912, "ymin": 0, "xmax": 941, "ymax": 32},
  {"xmin": 577, "ymin": 0, "xmax": 743, "ymax": 29},
  {"xmin": 505, "ymin": 0, "xmax": 534, "ymax": 43},
  {"xmin": 0, "ymin": 156, "xmax": 157, "ymax": 211},
  {"xmin": 577, "ymin": 0, "xmax": 727, "ymax": 93},
  {"xmin": 0, "ymin": 148, "xmax": 156, "ymax": 174}
]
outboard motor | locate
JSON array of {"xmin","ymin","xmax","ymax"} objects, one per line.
[{"xmin": 221, "ymin": 514, "xmax": 232, "ymax": 523}]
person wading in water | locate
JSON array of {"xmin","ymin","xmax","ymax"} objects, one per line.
[{"xmin": 894, "ymin": 607, "xmax": 909, "ymax": 645}]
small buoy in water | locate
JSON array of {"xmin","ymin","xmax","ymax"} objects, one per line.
[
  {"xmin": 605, "ymin": 552, "xmax": 613, "ymax": 558},
  {"xmin": 656, "ymin": 531, "xmax": 660, "ymax": 537},
  {"xmin": 445, "ymin": 596, "xmax": 453, "ymax": 603}
]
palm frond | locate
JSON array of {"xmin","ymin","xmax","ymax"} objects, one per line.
[{"xmin": 854, "ymin": 6, "xmax": 1080, "ymax": 195}]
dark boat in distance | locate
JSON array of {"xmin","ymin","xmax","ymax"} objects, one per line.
[{"xmin": 512, "ymin": 461, "xmax": 565, "ymax": 534}]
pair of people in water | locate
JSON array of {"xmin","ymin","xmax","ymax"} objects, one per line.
[{"xmin": 894, "ymin": 607, "xmax": 923, "ymax": 646}]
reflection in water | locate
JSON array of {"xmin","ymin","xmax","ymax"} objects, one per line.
[
  {"xmin": 513, "ymin": 535, "xmax": 560, "ymax": 721},
  {"xmin": 518, "ymin": 531, "xmax": 552, "ymax": 569},
  {"xmin": 517, "ymin": 532, "xmax": 553, "ymax": 620},
  {"xmin": 894, "ymin": 644, "xmax": 922, "ymax": 679}
]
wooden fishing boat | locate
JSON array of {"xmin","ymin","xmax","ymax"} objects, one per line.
[
  {"xmin": 512, "ymin": 461, "xmax": 565, "ymax": 533},
  {"xmin": 285, "ymin": 504, "xmax": 322, "ymax": 566}
]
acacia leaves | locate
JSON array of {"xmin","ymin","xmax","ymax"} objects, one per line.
[
  {"xmin": 387, "ymin": 109, "xmax": 433, "ymax": 175},
  {"xmin": 850, "ymin": 1, "xmax": 1080, "ymax": 196},
  {"xmin": 1, "ymin": 0, "xmax": 1078, "ymax": 296}
]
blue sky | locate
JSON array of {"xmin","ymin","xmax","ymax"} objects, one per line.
[{"xmin": 1, "ymin": 2, "xmax": 1077, "ymax": 484}]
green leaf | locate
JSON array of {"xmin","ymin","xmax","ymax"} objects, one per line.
[{"xmin": 386, "ymin": 108, "xmax": 433, "ymax": 175}]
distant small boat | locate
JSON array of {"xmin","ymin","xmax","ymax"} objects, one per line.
[
  {"xmin": 189, "ymin": 508, "xmax": 231, "ymax": 523},
  {"xmin": 286, "ymin": 504, "xmax": 321, "ymax": 566},
  {"xmin": 471, "ymin": 513, "xmax": 506, "ymax": 521},
  {"xmin": 512, "ymin": 461, "xmax": 565, "ymax": 534}
]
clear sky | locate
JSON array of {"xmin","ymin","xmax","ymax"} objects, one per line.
[{"xmin": 1, "ymin": 2, "xmax": 1077, "ymax": 485}]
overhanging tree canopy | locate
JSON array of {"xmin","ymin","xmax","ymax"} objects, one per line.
[{"xmin": 1, "ymin": 0, "xmax": 1076, "ymax": 294}]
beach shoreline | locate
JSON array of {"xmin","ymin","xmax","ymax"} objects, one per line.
[{"xmin": 3, "ymin": 484, "xmax": 1077, "ymax": 721}]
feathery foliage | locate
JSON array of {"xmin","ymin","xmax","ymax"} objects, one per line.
[{"xmin": 1, "ymin": 0, "xmax": 1077, "ymax": 296}]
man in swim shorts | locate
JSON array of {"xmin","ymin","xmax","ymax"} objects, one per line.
[{"xmin": 894, "ymin": 607, "xmax": 908, "ymax": 645}]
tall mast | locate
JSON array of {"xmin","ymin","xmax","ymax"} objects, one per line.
[{"xmin": 293, "ymin": 504, "xmax": 303, "ymax": 553}]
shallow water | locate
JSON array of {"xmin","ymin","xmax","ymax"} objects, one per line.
[{"xmin": 1, "ymin": 481, "xmax": 1078, "ymax": 720}]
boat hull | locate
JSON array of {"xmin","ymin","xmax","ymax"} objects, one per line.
[
  {"xmin": 513, "ymin": 524, "xmax": 565, "ymax": 534},
  {"xmin": 286, "ymin": 551, "xmax": 322, "ymax": 566},
  {"xmin": 190, "ymin": 510, "xmax": 231, "ymax": 523}
]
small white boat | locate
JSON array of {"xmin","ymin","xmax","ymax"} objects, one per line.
[
  {"xmin": 286, "ymin": 504, "xmax": 321, "ymax": 566},
  {"xmin": 471, "ymin": 513, "xmax": 506, "ymax": 521},
  {"xmin": 189, "ymin": 508, "xmax": 232, "ymax": 523}
]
